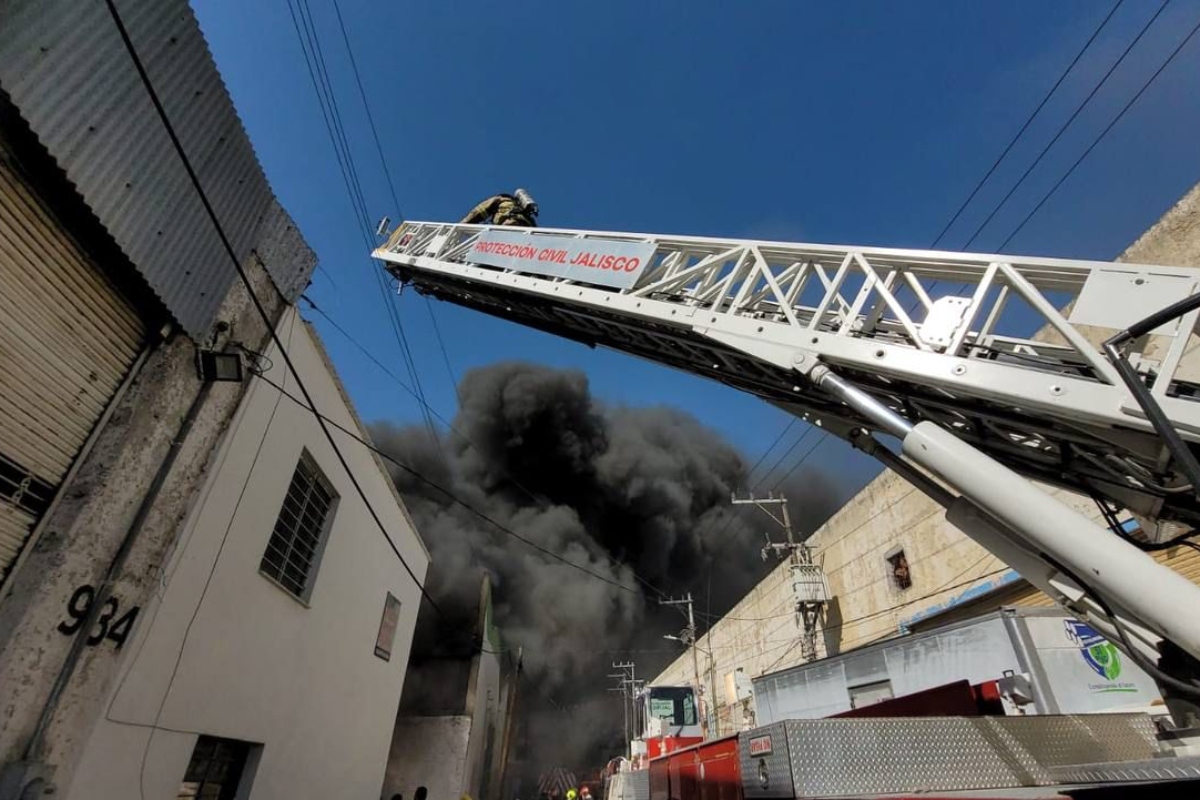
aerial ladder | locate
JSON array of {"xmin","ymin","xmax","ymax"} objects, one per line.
[{"xmin": 373, "ymin": 220, "xmax": 1200, "ymax": 730}]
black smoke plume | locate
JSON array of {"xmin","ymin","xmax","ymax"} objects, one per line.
[{"xmin": 370, "ymin": 362, "xmax": 839, "ymax": 770}]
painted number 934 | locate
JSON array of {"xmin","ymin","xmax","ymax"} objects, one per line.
[{"xmin": 56, "ymin": 584, "xmax": 140, "ymax": 649}]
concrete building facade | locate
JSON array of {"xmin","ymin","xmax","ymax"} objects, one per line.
[
  {"xmin": 68, "ymin": 307, "xmax": 429, "ymax": 799},
  {"xmin": 654, "ymin": 181, "xmax": 1200, "ymax": 734},
  {"xmin": 0, "ymin": 1, "xmax": 430, "ymax": 796}
]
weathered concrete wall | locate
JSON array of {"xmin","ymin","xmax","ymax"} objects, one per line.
[
  {"xmin": 464, "ymin": 647, "xmax": 502, "ymax": 800},
  {"xmin": 0, "ymin": 245, "xmax": 292, "ymax": 790},
  {"xmin": 62, "ymin": 306, "xmax": 428, "ymax": 799},
  {"xmin": 385, "ymin": 646, "xmax": 508, "ymax": 800},
  {"xmin": 384, "ymin": 716, "xmax": 474, "ymax": 800},
  {"xmin": 655, "ymin": 180, "xmax": 1200, "ymax": 733}
]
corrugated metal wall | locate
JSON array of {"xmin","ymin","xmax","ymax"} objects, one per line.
[
  {"xmin": 0, "ymin": 150, "xmax": 145, "ymax": 581},
  {"xmin": 0, "ymin": 0, "xmax": 313, "ymax": 339}
]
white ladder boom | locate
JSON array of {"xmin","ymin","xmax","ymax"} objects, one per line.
[
  {"xmin": 375, "ymin": 220, "xmax": 1200, "ymax": 697},
  {"xmin": 375, "ymin": 221, "xmax": 1200, "ymax": 529}
]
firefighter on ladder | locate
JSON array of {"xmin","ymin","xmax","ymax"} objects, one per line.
[{"xmin": 460, "ymin": 188, "xmax": 540, "ymax": 227}]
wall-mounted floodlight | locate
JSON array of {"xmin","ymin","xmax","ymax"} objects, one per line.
[{"xmin": 196, "ymin": 350, "xmax": 244, "ymax": 383}]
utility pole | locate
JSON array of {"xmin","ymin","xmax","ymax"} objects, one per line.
[
  {"xmin": 731, "ymin": 490, "xmax": 798, "ymax": 552},
  {"xmin": 731, "ymin": 491, "xmax": 829, "ymax": 662},
  {"xmin": 608, "ymin": 662, "xmax": 637, "ymax": 754},
  {"xmin": 661, "ymin": 593, "xmax": 713, "ymax": 737}
]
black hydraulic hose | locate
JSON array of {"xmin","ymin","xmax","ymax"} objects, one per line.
[{"xmin": 1101, "ymin": 293, "xmax": 1200, "ymax": 500}]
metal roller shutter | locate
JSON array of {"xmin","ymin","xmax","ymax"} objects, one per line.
[{"xmin": 0, "ymin": 152, "xmax": 145, "ymax": 582}]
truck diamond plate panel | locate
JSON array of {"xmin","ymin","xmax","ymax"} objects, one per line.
[
  {"xmin": 775, "ymin": 714, "xmax": 1160, "ymax": 796},
  {"xmin": 1049, "ymin": 754, "xmax": 1200, "ymax": 785},
  {"xmin": 738, "ymin": 722, "xmax": 793, "ymax": 800}
]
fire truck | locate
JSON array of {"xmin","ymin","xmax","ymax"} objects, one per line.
[{"xmin": 374, "ymin": 219, "xmax": 1200, "ymax": 795}]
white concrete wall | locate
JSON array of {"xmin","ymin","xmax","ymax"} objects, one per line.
[
  {"xmin": 65, "ymin": 307, "xmax": 430, "ymax": 800},
  {"xmin": 655, "ymin": 180, "xmax": 1200, "ymax": 733}
]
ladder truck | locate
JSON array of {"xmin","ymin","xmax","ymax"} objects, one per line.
[{"xmin": 374, "ymin": 220, "xmax": 1200, "ymax": 795}]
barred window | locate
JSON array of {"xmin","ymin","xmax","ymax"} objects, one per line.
[
  {"xmin": 260, "ymin": 451, "xmax": 336, "ymax": 601},
  {"xmin": 178, "ymin": 735, "xmax": 253, "ymax": 799},
  {"xmin": 886, "ymin": 549, "xmax": 912, "ymax": 591}
]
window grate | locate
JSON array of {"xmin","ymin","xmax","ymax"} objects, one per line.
[
  {"xmin": 260, "ymin": 452, "xmax": 336, "ymax": 600},
  {"xmin": 886, "ymin": 549, "xmax": 912, "ymax": 591},
  {"xmin": 178, "ymin": 735, "xmax": 251, "ymax": 800}
]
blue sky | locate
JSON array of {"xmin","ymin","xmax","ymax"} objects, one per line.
[{"xmin": 193, "ymin": 0, "xmax": 1200, "ymax": 503}]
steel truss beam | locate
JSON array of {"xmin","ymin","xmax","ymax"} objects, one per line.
[{"xmin": 375, "ymin": 222, "xmax": 1200, "ymax": 527}]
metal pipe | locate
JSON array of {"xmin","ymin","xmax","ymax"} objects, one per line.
[
  {"xmin": 943, "ymin": 498, "xmax": 1159, "ymax": 660},
  {"xmin": 908, "ymin": 421, "xmax": 1200, "ymax": 663},
  {"xmin": 24, "ymin": 374, "xmax": 213, "ymax": 760},
  {"xmin": 810, "ymin": 365, "xmax": 914, "ymax": 439},
  {"xmin": 1102, "ymin": 338, "xmax": 1200, "ymax": 498},
  {"xmin": 848, "ymin": 430, "xmax": 955, "ymax": 508},
  {"xmin": 1001, "ymin": 612, "xmax": 1059, "ymax": 714},
  {"xmin": 687, "ymin": 596, "xmax": 705, "ymax": 738}
]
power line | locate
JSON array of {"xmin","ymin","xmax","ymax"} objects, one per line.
[
  {"xmin": 299, "ymin": 296, "xmax": 670, "ymax": 600},
  {"xmin": 931, "ymin": 0, "xmax": 1125, "ymax": 248},
  {"xmin": 284, "ymin": 0, "xmax": 440, "ymax": 446},
  {"xmin": 250, "ymin": 367, "xmax": 642, "ymax": 596},
  {"xmin": 101, "ymin": 3, "xmax": 482, "ymax": 794},
  {"xmin": 744, "ymin": 419, "xmax": 792, "ymax": 482},
  {"xmin": 960, "ymin": 0, "xmax": 1170, "ymax": 250},
  {"xmin": 329, "ymin": 0, "xmax": 404, "ymax": 219},
  {"xmin": 771, "ymin": 430, "xmax": 830, "ymax": 492},
  {"xmin": 327, "ymin": 0, "xmax": 462, "ymax": 409},
  {"xmin": 105, "ymin": 0, "xmax": 435, "ymax": 611},
  {"xmin": 757, "ymin": 424, "xmax": 815, "ymax": 487},
  {"xmin": 997, "ymin": 14, "xmax": 1200, "ymax": 251},
  {"xmin": 763, "ymin": 563, "xmax": 1009, "ymax": 672},
  {"xmin": 616, "ymin": 564, "xmax": 1012, "ymax": 664},
  {"xmin": 906, "ymin": 0, "xmax": 1150, "ymax": 313}
]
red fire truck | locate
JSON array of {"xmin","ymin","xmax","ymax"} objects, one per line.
[{"xmin": 623, "ymin": 679, "xmax": 1200, "ymax": 800}]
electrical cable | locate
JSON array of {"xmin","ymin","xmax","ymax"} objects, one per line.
[
  {"xmin": 745, "ymin": 418, "xmax": 798, "ymax": 483},
  {"xmin": 764, "ymin": 558, "xmax": 1006, "ymax": 671},
  {"xmin": 328, "ymin": 0, "xmax": 404, "ymax": 220},
  {"xmin": 700, "ymin": 421, "xmax": 822, "ymax": 566},
  {"xmin": 757, "ymin": 424, "xmax": 815, "ymax": 488},
  {"xmin": 1091, "ymin": 495, "xmax": 1200, "ymax": 552},
  {"xmin": 250, "ymin": 367, "xmax": 642, "ymax": 596},
  {"xmin": 930, "ymin": 0, "xmax": 1125, "ymax": 249},
  {"xmin": 997, "ymin": 13, "xmax": 1200, "ymax": 250},
  {"xmin": 694, "ymin": 484, "xmax": 933, "ymax": 624},
  {"xmin": 424, "ymin": 294, "xmax": 461, "ymax": 402},
  {"xmin": 326, "ymin": 0, "xmax": 464, "ymax": 420},
  {"xmin": 298, "ymin": 296, "xmax": 670, "ymax": 600},
  {"xmin": 1093, "ymin": 587, "xmax": 1200, "ymax": 700},
  {"xmin": 962, "ymin": 0, "xmax": 1170, "ymax": 250},
  {"xmin": 632, "ymin": 565, "xmax": 1012, "ymax": 662},
  {"xmin": 105, "ymin": 0, "xmax": 439, "ymax": 619},
  {"xmin": 771, "ymin": 430, "xmax": 830, "ymax": 492},
  {"xmin": 1045, "ymin": 554, "xmax": 1200, "ymax": 700},
  {"xmin": 696, "ymin": 421, "xmax": 831, "ymax": 583},
  {"xmin": 130, "ymin": 327, "xmax": 289, "ymax": 800},
  {"xmin": 906, "ymin": 0, "xmax": 1141, "ymax": 313},
  {"xmin": 284, "ymin": 0, "xmax": 441, "ymax": 447}
]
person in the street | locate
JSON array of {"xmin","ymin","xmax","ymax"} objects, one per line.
[{"xmin": 460, "ymin": 188, "xmax": 539, "ymax": 227}]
